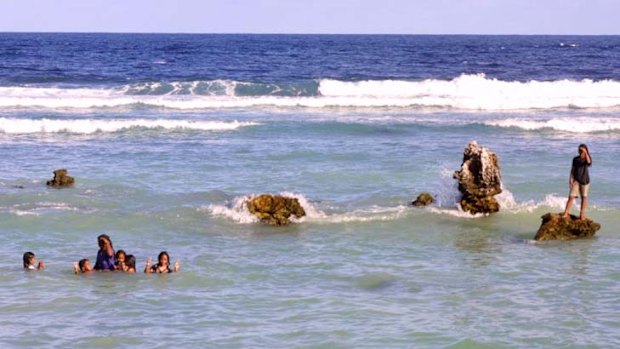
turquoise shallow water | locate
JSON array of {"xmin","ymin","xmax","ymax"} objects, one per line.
[{"xmin": 2, "ymin": 107, "xmax": 620, "ymax": 348}]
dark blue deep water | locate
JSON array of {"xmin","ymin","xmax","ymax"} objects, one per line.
[{"xmin": 2, "ymin": 34, "xmax": 620, "ymax": 86}]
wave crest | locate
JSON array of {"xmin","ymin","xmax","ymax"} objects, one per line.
[
  {"xmin": 1, "ymin": 74, "xmax": 620, "ymax": 110},
  {"xmin": 484, "ymin": 117, "xmax": 620, "ymax": 133},
  {"xmin": 0, "ymin": 118, "xmax": 258, "ymax": 134}
]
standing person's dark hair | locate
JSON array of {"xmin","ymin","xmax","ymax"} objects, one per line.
[
  {"xmin": 94, "ymin": 234, "xmax": 115, "ymax": 271},
  {"xmin": 562, "ymin": 144, "xmax": 592, "ymax": 220}
]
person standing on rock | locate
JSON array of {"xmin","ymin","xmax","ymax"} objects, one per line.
[{"xmin": 562, "ymin": 144, "xmax": 592, "ymax": 220}]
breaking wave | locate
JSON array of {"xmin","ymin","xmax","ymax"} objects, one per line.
[
  {"xmin": 0, "ymin": 118, "xmax": 258, "ymax": 134},
  {"xmin": 483, "ymin": 117, "xmax": 620, "ymax": 133},
  {"xmin": 1, "ymin": 74, "xmax": 620, "ymax": 110}
]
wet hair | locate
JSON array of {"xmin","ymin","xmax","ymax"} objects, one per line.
[
  {"xmin": 158, "ymin": 251, "xmax": 170, "ymax": 266},
  {"xmin": 97, "ymin": 234, "xmax": 113, "ymax": 249},
  {"xmin": 126, "ymin": 255, "xmax": 136, "ymax": 270},
  {"xmin": 78, "ymin": 258, "xmax": 90, "ymax": 271},
  {"xmin": 115, "ymin": 249, "xmax": 126, "ymax": 260},
  {"xmin": 23, "ymin": 251, "xmax": 35, "ymax": 268}
]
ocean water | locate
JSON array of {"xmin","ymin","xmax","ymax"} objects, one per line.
[{"xmin": 1, "ymin": 34, "xmax": 620, "ymax": 348}]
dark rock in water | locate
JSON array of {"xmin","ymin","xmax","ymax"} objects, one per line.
[
  {"xmin": 13, "ymin": 185, "xmax": 25, "ymax": 189},
  {"xmin": 453, "ymin": 141, "xmax": 502, "ymax": 214},
  {"xmin": 412, "ymin": 192, "xmax": 434, "ymax": 207},
  {"xmin": 247, "ymin": 194, "xmax": 306, "ymax": 226},
  {"xmin": 46, "ymin": 169, "xmax": 74, "ymax": 188},
  {"xmin": 534, "ymin": 213, "xmax": 601, "ymax": 241}
]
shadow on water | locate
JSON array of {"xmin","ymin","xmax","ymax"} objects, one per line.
[{"xmin": 450, "ymin": 216, "xmax": 506, "ymax": 268}]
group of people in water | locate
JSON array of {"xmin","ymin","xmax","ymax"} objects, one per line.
[{"xmin": 22, "ymin": 234, "xmax": 180, "ymax": 274}]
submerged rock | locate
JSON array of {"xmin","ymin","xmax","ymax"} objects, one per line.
[
  {"xmin": 412, "ymin": 192, "xmax": 434, "ymax": 207},
  {"xmin": 453, "ymin": 141, "xmax": 502, "ymax": 214},
  {"xmin": 46, "ymin": 169, "xmax": 75, "ymax": 188},
  {"xmin": 247, "ymin": 194, "xmax": 306, "ymax": 226},
  {"xmin": 534, "ymin": 213, "xmax": 601, "ymax": 241}
]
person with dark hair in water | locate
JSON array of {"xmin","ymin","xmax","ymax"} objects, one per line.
[
  {"xmin": 115, "ymin": 249, "xmax": 127, "ymax": 271},
  {"xmin": 74, "ymin": 258, "xmax": 94, "ymax": 274},
  {"xmin": 23, "ymin": 251, "xmax": 44, "ymax": 270},
  {"xmin": 562, "ymin": 144, "xmax": 592, "ymax": 220},
  {"xmin": 125, "ymin": 254, "xmax": 137, "ymax": 273},
  {"xmin": 144, "ymin": 251, "xmax": 180, "ymax": 273},
  {"xmin": 94, "ymin": 234, "xmax": 115, "ymax": 271}
]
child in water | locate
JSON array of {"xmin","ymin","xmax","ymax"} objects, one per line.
[
  {"xmin": 115, "ymin": 250, "xmax": 136, "ymax": 273},
  {"xmin": 125, "ymin": 254, "xmax": 137, "ymax": 273},
  {"xmin": 115, "ymin": 250, "xmax": 127, "ymax": 271},
  {"xmin": 23, "ymin": 251, "xmax": 44, "ymax": 270},
  {"xmin": 73, "ymin": 258, "xmax": 94, "ymax": 274},
  {"xmin": 144, "ymin": 251, "xmax": 180, "ymax": 273}
]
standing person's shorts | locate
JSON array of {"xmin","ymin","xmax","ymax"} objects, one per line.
[{"xmin": 569, "ymin": 182, "xmax": 589, "ymax": 198}]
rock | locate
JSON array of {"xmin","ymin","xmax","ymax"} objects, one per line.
[
  {"xmin": 412, "ymin": 192, "xmax": 434, "ymax": 207},
  {"xmin": 453, "ymin": 141, "xmax": 502, "ymax": 214},
  {"xmin": 534, "ymin": 213, "xmax": 601, "ymax": 241},
  {"xmin": 246, "ymin": 194, "xmax": 306, "ymax": 226},
  {"xmin": 46, "ymin": 169, "xmax": 75, "ymax": 187}
]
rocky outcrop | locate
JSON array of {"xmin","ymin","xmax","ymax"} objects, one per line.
[
  {"xmin": 453, "ymin": 141, "xmax": 502, "ymax": 214},
  {"xmin": 412, "ymin": 192, "xmax": 434, "ymax": 207},
  {"xmin": 534, "ymin": 213, "xmax": 601, "ymax": 241},
  {"xmin": 247, "ymin": 194, "xmax": 306, "ymax": 226},
  {"xmin": 46, "ymin": 169, "xmax": 74, "ymax": 187}
]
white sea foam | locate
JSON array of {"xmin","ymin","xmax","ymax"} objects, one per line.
[
  {"xmin": 498, "ymin": 193, "xmax": 567, "ymax": 213},
  {"xmin": 484, "ymin": 117, "xmax": 620, "ymax": 133},
  {"xmin": 427, "ymin": 207, "xmax": 486, "ymax": 219},
  {"xmin": 204, "ymin": 196, "xmax": 260, "ymax": 224},
  {"xmin": 0, "ymin": 118, "xmax": 258, "ymax": 134},
  {"xmin": 318, "ymin": 74, "xmax": 620, "ymax": 110},
  {"xmin": 3, "ymin": 202, "xmax": 83, "ymax": 216},
  {"xmin": 304, "ymin": 205, "xmax": 410, "ymax": 224},
  {"xmin": 1, "ymin": 74, "xmax": 620, "ymax": 110}
]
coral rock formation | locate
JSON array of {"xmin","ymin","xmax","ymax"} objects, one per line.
[
  {"xmin": 247, "ymin": 194, "xmax": 306, "ymax": 226},
  {"xmin": 412, "ymin": 192, "xmax": 434, "ymax": 207},
  {"xmin": 453, "ymin": 141, "xmax": 502, "ymax": 214},
  {"xmin": 534, "ymin": 213, "xmax": 601, "ymax": 241},
  {"xmin": 46, "ymin": 169, "xmax": 75, "ymax": 188}
]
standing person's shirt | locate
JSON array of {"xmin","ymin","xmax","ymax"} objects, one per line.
[
  {"xmin": 94, "ymin": 250, "xmax": 115, "ymax": 271},
  {"xmin": 572, "ymin": 156, "xmax": 591, "ymax": 185}
]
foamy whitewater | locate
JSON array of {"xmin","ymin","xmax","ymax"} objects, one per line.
[
  {"xmin": 2, "ymin": 34, "xmax": 620, "ymax": 349},
  {"xmin": 2, "ymin": 74, "xmax": 620, "ymax": 110}
]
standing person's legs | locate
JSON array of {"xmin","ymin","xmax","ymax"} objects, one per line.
[
  {"xmin": 563, "ymin": 196, "xmax": 575, "ymax": 218},
  {"xmin": 579, "ymin": 184, "xmax": 590, "ymax": 220},
  {"xmin": 563, "ymin": 182, "xmax": 580, "ymax": 218}
]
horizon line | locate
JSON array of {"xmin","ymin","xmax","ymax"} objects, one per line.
[{"xmin": 1, "ymin": 30, "xmax": 618, "ymax": 36}]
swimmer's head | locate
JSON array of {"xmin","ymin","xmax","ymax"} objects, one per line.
[
  {"xmin": 78, "ymin": 258, "xmax": 93, "ymax": 272},
  {"xmin": 115, "ymin": 250, "xmax": 126, "ymax": 263},
  {"xmin": 97, "ymin": 234, "xmax": 113, "ymax": 249},
  {"xmin": 23, "ymin": 251, "xmax": 35, "ymax": 268},
  {"xmin": 158, "ymin": 251, "xmax": 170, "ymax": 267},
  {"xmin": 126, "ymin": 255, "xmax": 136, "ymax": 270}
]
